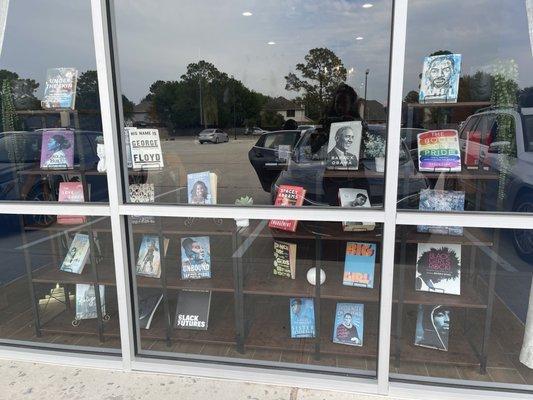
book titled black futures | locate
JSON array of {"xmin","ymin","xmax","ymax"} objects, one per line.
[{"xmin": 174, "ymin": 290, "xmax": 211, "ymax": 331}]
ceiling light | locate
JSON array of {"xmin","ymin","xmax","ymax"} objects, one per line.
[
  {"xmin": 362, "ymin": 3, "xmax": 373, "ymax": 8},
  {"xmin": 267, "ymin": 41, "xmax": 276, "ymax": 45},
  {"xmin": 242, "ymin": 11, "xmax": 253, "ymax": 16},
  {"xmin": 356, "ymin": 36, "xmax": 364, "ymax": 40}
]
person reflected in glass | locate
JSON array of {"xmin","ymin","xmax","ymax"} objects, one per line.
[
  {"xmin": 190, "ymin": 180, "xmax": 209, "ymax": 204},
  {"xmin": 335, "ymin": 312, "xmax": 360, "ymax": 344}
]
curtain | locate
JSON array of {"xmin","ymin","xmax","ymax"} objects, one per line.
[
  {"xmin": 520, "ymin": 277, "xmax": 533, "ymax": 368},
  {"xmin": 0, "ymin": 0, "xmax": 9, "ymax": 58}
]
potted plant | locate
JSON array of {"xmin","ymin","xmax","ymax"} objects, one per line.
[
  {"xmin": 364, "ymin": 134, "xmax": 386, "ymax": 172},
  {"xmin": 234, "ymin": 195, "xmax": 253, "ymax": 227}
]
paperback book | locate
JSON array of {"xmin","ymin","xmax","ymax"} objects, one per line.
[
  {"xmin": 419, "ymin": 54, "xmax": 462, "ymax": 104},
  {"xmin": 416, "ymin": 243, "xmax": 461, "ymax": 295},
  {"xmin": 289, "ymin": 298, "xmax": 315, "ymax": 338},
  {"xmin": 417, "ymin": 130, "xmax": 461, "ymax": 172},
  {"xmin": 332, "ymin": 303, "xmax": 364, "ymax": 347},
  {"xmin": 41, "ymin": 68, "xmax": 78, "ymax": 109},
  {"xmin": 75, "ymin": 284, "xmax": 106, "ymax": 321},
  {"xmin": 57, "ymin": 182, "xmax": 86, "ymax": 225},
  {"xmin": 343, "ymin": 242, "xmax": 376, "ymax": 289},
  {"xmin": 129, "ymin": 183, "xmax": 156, "ymax": 224},
  {"xmin": 123, "ymin": 127, "xmax": 135, "ymax": 168},
  {"xmin": 414, "ymin": 304, "xmax": 450, "ymax": 351},
  {"xmin": 135, "ymin": 235, "xmax": 169, "ymax": 279},
  {"xmin": 174, "ymin": 290, "xmax": 212, "ymax": 330},
  {"xmin": 326, "ymin": 121, "xmax": 362, "ymax": 170},
  {"xmin": 273, "ymin": 240, "xmax": 297, "ymax": 279},
  {"xmin": 268, "ymin": 185, "xmax": 306, "ymax": 232},
  {"xmin": 338, "ymin": 188, "xmax": 375, "ymax": 231},
  {"xmin": 187, "ymin": 171, "xmax": 218, "ymax": 205},
  {"xmin": 129, "ymin": 128, "xmax": 164, "ymax": 170},
  {"xmin": 60, "ymin": 233, "xmax": 90, "ymax": 274},
  {"xmin": 464, "ymin": 130, "xmax": 492, "ymax": 169},
  {"xmin": 180, "ymin": 236, "xmax": 211, "ymax": 280},
  {"xmin": 417, "ymin": 189, "xmax": 465, "ymax": 236},
  {"xmin": 137, "ymin": 288, "xmax": 163, "ymax": 330},
  {"xmin": 40, "ymin": 129, "xmax": 74, "ymax": 169}
]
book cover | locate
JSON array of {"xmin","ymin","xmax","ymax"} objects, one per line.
[
  {"xmin": 417, "ymin": 130, "xmax": 461, "ymax": 172},
  {"xmin": 343, "ymin": 242, "xmax": 376, "ymax": 289},
  {"xmin": 419, "ymin": 54, "xmax": 462, "ymax": 104},
  {"xmin": 60, "ymin": 233, "xmax": 90, "ymax": 274},
  {"xmin": 40, "ymin": 130, "xmax": 74, "ymax": 169},
  {"xmin": 174, "ymin": 290, "xmax": 212, "ymax": 330},
  {"xmin": 180, "ymin": 236, "xmax": 211, "ymax": 280},
  {"xmin": 137, "ymin": 288, "xmax": 163, "ymax": 330},
  {"xmin": 57, "ymin": 182, "xmax": 86, "ymax": 225},
  {"xmin": 338, "ymin": 188, "xmax": 375, "ymax": 231},
  {"xmin": 417, "ymin": 189, "xmax": 465, "ymax": 236},
  {"xmin": 332, "ymin": 303, "xmax": 364, "ymax": 347},
  {"xmin": 123, "ymin": 127, "xmax": 135, "ymax": 168},
  {"xmin": 273, "ymin": 240, "xmax": 297, "ymax": 279},
  {"xmin": 75, "ymin": 284, "xmax": 105, "ymax": 321},
  {"xmin": 41, "ymin": 68, "xmax": 78, "ymax": 109},
  {"xmin": 414, "ymin": 304, "xmax": 450, "ymax": 351},
  {"xmin": 416, "ymin": 243, "xmax": 461, "ymax": 295},
  {"xmin": 129, "ymin": 183, "xmax": 155, "ymax": 224},
  {"xmin": 268, "ymin": 185, "xmax": 306, "ymax": 232},
  {"xmin": 289, "ymin": 298, "xmax": 315, "ymax": 338},
  {"xmin": 129, "ymin": 128, "xmax": 164, "ymax": 170},
  {"xmin": 136, "ymin": 235, "xmax": 169, "ymax": 279},
  {"xmin": 187, "ymin": 171, "xmax": 217, "ymax": 205},
  {"xmin": 326, "ymin": 121, "xmax": 362, "ymax": 170}
]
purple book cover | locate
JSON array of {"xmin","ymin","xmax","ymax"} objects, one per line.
[{"xmin": 40, "ymin": 130, "xmax": 74, "ymax": 169}]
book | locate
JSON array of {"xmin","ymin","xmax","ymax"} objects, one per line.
[
  {"xmin": 123, "ymin": 127, "xmax": 135, "ymax": 168},
  {"xmin": 129, "ymin": 128, "xmax": 164, "ymax": 170},
  {"xmin": 326, "ymin": 121, "xmax": 362, "ymax": 170},
  {"xmin": 41, "ymin": 68, "xmax": 78, "ymax": 109},
  {"xmin": 40, "ymin": 129, "xmax": 74, "ymax": 169},
  {"xmin": 268, "ymin": 185, "xmax": 306, "ymax": 232},
  {"xmin": 273, "ymin": 240, "xmax": 297, "ymax": 279},
  {"xmin": 417, "ymin": 189, "xmax": 465, "ymax": 236},
  {"xmin": 135, "ymin": 235, "xmax": 169, "ymax": 279},
  {"xmin": 174, "ymin": 290, "xmax": 212, "ymax": 330},
  {"xmin": 464, "ymin": 129, "xmax": 493, "ymax": 169},
  {"xmin": 180, "ymin": 236, "xmax": 211, "ymax": 280},
  {"xmin": 332, "ymin": 303, "xmax": 364, "ymax": 347},
  {"xmin": 343, "ymin": 242, "xmax": 376, "ymax": 289},
  {"xmin": 60, "ymin": 233, "xmax": 90, "ymax": 274},
  {"xmin": 419, "ymin": 54, "xmax": 462, "ymax": 104},
  {"xmin": 57, "ymin": 182, "xmax": 86, "ymax": 225},
  {"xmin": 289, "ymin": 298, "xmax": 315, "ymax": 338},
  {"xmin": 187, "ymin": 171, "xmax": 217, "ymax": 205},
  {"xmin": 75, "ymin": 284, "xmax": 106, "ymax": 321},
  {"xmin": 129, "ymin": 183, "xmax": 155, "ymax": 224},
  {"xmin": 137, "ymin": 289, "xmax": 163, "ymax": 330},
  {"xmin": 414, "ymin": 304, "xmax": 450, "ymax": 351},
  {"xmin": 338, "ymin": 188, "xmax": 375, "ymax": 231},
  {"xmin": 417, "ymin": 130, "xmax": 461, "ymax": 172},
  {"xmin": 416, "ymin": 243, "xmax": 461, "ymax": 295}
]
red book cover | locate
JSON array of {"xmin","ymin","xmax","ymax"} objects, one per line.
[
  {"xmin": 58, "ymin": 182, "xmax": 86, "ymax": 225},
  {"xmin": 268, "ymin": 185, "xmax": 306, "ymax": 232}
]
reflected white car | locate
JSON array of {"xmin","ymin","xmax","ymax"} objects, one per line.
[{"xmin": 198, "ymin": 129, "xmax": 229, "ymax": 144}]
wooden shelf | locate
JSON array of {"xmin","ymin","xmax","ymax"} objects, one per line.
[
  {"xmin": 17, "ymin": 168, "xmax": 102, "ymax": 176},
  {"xmin": 32, "ymin": 262, "xmax": 116, "ymax": 286}
]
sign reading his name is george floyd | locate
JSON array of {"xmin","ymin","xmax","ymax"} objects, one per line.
[{"xmin": 129, "ymin": 128, "xmax": 164, "ymax": 170}]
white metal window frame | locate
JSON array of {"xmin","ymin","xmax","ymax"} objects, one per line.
[{"xmin": 0, "ymin": 0, "xmax": 531, "ymax": 398}]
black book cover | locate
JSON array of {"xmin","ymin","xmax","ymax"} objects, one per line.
[
  {"xmin": 414, "ymin": 304, "xmax": 450, "ymax": 351},
  {"xmin": 137, "ymin": 288, "xmax": 163, "ymax": 330},
  {"xmin": 174, "ymin": 290, "xmax": 211, "ymax": 331}
]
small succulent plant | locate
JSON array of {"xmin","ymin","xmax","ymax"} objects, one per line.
[{"xmin": 235, "ymin": 195, "xmax": 253, "ymax": 206}]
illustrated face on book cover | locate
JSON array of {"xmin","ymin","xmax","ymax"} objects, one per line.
[
  {"xmin": 43, "ymin": 134, "xmax": 72, "ymax": 167},
  {"xmin": 419, "ymin": 54, "xmax": 461, "ymax": 103},
  {"xmin": 182, "ymin": 237, "xmax": 210, "ymax": 264}
]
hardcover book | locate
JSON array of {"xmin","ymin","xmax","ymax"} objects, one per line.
[
  {"xmin": 41, "ymin": 68, "xmax": 78, "ymax": 109},
  {"xmin": 123, "ymin": 127, "xmax": 135, "ymax": 169},
  {"xmin": 137, "ymin": 288, "xmax": 163, "ymax": 330},
  {"xmin": 180, "ymin": 236, "xmax": 211, "ymax": 280},
  {"xmin": 273, "ymin": 240, "xmax": 297, "ymax": 279},
  {"xmin": 129, "ymin": 128, "xmax": 164, "ymax": 170},
  {"xmin": 417, "ymin": 189, "xmax": 465, "ymax": 236},
  {"xmin": 268, "ymin": 185, "xmax": 306, "ymax": 232},
  {"xmin": 289, "ymin": 298, "xmax": 315, "ymax": 338},
  {"xmin": 57, "ymin": 182, "xmax": 86, "ymax": 225},
  {"xmin": 343, "ymin": 242, "xmax": 376, "ymax": 289},
  {"xmin": 60, "ymin": 233, "xmax": 90, "ymax": 274},
  {"xmin": 464, "ymin": 130, "xmax": 492, "ymax": 169},
  {"xmin": 414, "ymin": 304, "xmax": 450, "ymax": 351},
  {"xmin": 419, "ymin": 54, "xmax": 462, "ymax": 104},
  {"xmin": 187, "ymin": 171, "xmax": 218, "ymax": 205},
  {"xmin": 332, "ymin": 303, "xmax": 364, "ymax": 347},
  {"xmin": 75, "ymin": 284, "xmax": 106, "ymax": 321},
  {"xmin": 129, "ymin": 183, "xmax": 155, "ymax": 224},
  {"xmin": 174, "ymin": 290, "xmax": 212, "ymax": 330},
  {"xmin": 40, "ymin": 129, "xmax": 74, "ymax": 169},
  {"xmin": 326, "ymin": 121, "xmax": 362, "ymax": 170},
  {"xmin": 135, "ymin": 235, "xmax": 169, "ymax": 279},
  {"xmin": 417, "ymin": 130, "xmax": 461, "ymax": 172},
  {"xmin": 338, "ymin": 188, "xmax": 375, "ymax": 231},
  {"xmin": 416, "ymin": 243, "xmax": 461, "ymax": 295}
]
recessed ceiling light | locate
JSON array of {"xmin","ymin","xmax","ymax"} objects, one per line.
[
  {"xmin": 242, "ymin": 11, "xmax": 253, "ymax": 16},
  {"xmin": 267, "ymin": 41, "xmax": 276, "ymax": 45},
  {"xmin": 362, "ymin": 3, "xmax": 373, "ymax": 8},
  {"xmin": 356, "ymin": 36, "xmax": 364, "ymax": 40}
]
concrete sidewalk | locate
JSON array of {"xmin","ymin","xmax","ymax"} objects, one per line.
[{"xmin": 0, "ymin": 359, "xmax": 394, "ymax": 400}]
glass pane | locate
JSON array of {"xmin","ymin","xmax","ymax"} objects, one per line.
[
  {"xmin": 114, "ymin": 0, "xmax": 393, "ymax": 207},
  {"xmin": 398, "ymin": 0, "xmax": 533, "ymax": 213},
  {"xmin": 391, "ymin": 224, "xmax": 533, "ymax": 388},
  {"xmin": 0, "ymin": 1, "xmax": 108, "ymax": 202},
  {"xmin": 129, "ymin": 216, "xmax": 382, "ymax": 376},
  {"xmin": 0, "ymin": 215, "xmax": 120, "ymax": 351}
]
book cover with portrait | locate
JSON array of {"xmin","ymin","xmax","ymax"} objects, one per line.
[
  {"xmin": 417, "ymin": 189, "xmax": 465, "ymax": 236},
  {"xmin": 289, "ymin": 298, "xmax": 315, "ymax": 338},
  {"xmin": 343, "ymin": 242, "xmax": 376, "ymax": 289},
  {"xmin": 338, "ymin": 188, "xmax": 375, "ymax": 231},
  {"xmin": 415, "ymin": 304, "xmax": 450, "ymax": 351},
  {"xmin": 40, "ymin": 129, "xmax": 74, "ymax": 169},
  {"xmin": 180, "ymin": 236, "xmax": 211, "ymax": 280},
  {"xmin": 326, "ymin": 121, "xmax": 362, "ymax": 170},
  {"xmin": 419, "ymin": 54, "xmax": 462, "ymax": 104},
  {"xmin": 332, "ymin": 303, "xmax": 364, "ymax": 347},
  {"xmin": 135, "ymin": 235, "xmax": 169, "ymax": 279},
  {"xmin": 269, "ymin": 185, "xmax": 306, "ymax": 232},
  {"xmin": 187, "ymin": 171, "xmax": 217, "ymax": 205}
]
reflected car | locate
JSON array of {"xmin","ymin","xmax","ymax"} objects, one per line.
[
  {"xmin": 245, "ymin": 127, "xmax": 269, "ymax": 135},
  {"xmin": 198, "ymin": 128, "xmax": 229, "ymax": 144},
  {"xmin": 297, "ymin": 124, "xmax": 320, "ymax": 131}
]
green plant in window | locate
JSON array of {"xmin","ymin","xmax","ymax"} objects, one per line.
[
  {"xmin": 235, "ymin": 195, "xmax": 253, "ymax": 206},
  {"xmin": 363, "ymin": 134, "xmax": 386, "ymax": 159},
  {"xmin": 1, "ymin": 79, "xmax": 23, "ymax": 164}
]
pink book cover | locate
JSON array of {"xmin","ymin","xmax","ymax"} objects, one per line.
[{"xmin": 58, "ymin": 182, "xmax": 86, "ymax": 225}]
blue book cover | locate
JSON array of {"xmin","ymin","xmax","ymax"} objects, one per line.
[
  {"xmin": 332, "ymin": 303, "xmax": 364, "ymax": 347},
  {"xmin": 181, "ymin": 236, "xmax": 211, "ymax": 280},
  {"xmin": 419, "ymin": 54, "xmax": 462, "ymax": 104},
  {"xmin": 136, "ymin": 235, "xmax": 163, "ymax": 278},
  {"xmin": 418, "ymin": 189, "xmax": 465, "ymax": 236},
  {"xmin": 187, "ymin": 171, "xmax": 214, "ymax": 204},
  {"xmin": 60, "ymin": 233, "xmax": 90, "ymax": 274},
  {"xmin": 289, "ymin": 298, "xmax": 315, "ymax": 338},
  {"xmin": 343, "ymin": 242, "xmax": 376, "ymax": 288},
  {"xmin": 41, "ymin": 68, "xmax": 78, "ymax": 109}
]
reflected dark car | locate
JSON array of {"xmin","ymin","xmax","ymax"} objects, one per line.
[{"xmin": 198, "ymin": 128, "xmax": 229, "ymax": 143}]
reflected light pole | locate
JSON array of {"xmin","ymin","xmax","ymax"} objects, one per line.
[{"xmin": 364, "ymin": 69, "xmax": 369, "ymax": 120}]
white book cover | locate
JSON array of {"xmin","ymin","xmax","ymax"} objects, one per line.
[
  {"xmin": 338, "ymin": 188, "xmax": 375, "ymax": 231},
  {"xmin": 326, "ymin": 121, "xmax": 362, "ymax": 170},
  {"xmin": 75, "ymin": 284, "xmax": 106, "ymax": 320},
  {"xmin": 129, "ymin": 128, "xmax": 164, "ymax": 170},
  {"xmin": 60, "ymin": 233, "xmax": 90, "ymax": 274},
  {"xmin": 415, "ymin": 243, "xmax": 461, "ymax": 296}
]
